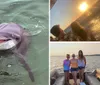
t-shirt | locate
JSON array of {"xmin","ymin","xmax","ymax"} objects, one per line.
[
  {"xmin": 78, "ymin": 59, "xmax": 85, "ymax": 67},
  {"xmin": 63, "ymin": 59, "xmax": 70, "ymax": 71},
  {"xmin": 70, "ymin": 59, "xmax": 78, "ymax": 68}
]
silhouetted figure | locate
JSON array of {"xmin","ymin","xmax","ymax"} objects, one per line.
[
  {"xmin": 50, "ymin": 21, "xmax": 96, "ymax": 41},
  {"xmin": 71, "ymin": 21, "xmax": 96, "ymax": 41},
  {"xmin": 50, "ymin": 25, "xmax": 68, "ymax": 41},
  {"xmin": 71, "ymin": 21, "xmax": 88, "ymax": 41}
]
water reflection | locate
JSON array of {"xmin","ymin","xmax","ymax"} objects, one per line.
[{"xmin": 75, "ymin": 0, "xmax": 100, "ymax": 41}]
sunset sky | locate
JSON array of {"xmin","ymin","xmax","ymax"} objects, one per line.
[
  {"xmin": 50, "ymin": 0, "xmax": 97, "ymax": 30},
  {"xmin": 50, "ymin": 43, "xmax": 100, "ymax": 56}
]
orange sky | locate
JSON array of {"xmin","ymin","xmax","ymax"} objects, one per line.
[
  {"xmin": 50, "ymin": 0, "xmax": 97, "ymax": 30},
  {"xmin": 50, "ymin": 43, "xmax": 100, "ymax": 56}
]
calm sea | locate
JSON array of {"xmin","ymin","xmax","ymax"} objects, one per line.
[
  {"xmin": 0, "ymin": 0, "xmax": 48, "ymax": 85},
  {"xmin": 50, "ymin": 56, "xmax": 100, "ymax": 72}
]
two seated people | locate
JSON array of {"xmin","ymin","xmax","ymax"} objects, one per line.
[{"xmin": 50, "ymin": 21, "xmax": 96, "ymax": 41}]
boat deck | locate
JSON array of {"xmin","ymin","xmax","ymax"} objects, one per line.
[
  {"xmin": 51, "ymin": 69, "xmax": 100, "ymax": 85},
  {"xmin": 69, "ymin": 79, "xmax": 80, "ymax": 85}
]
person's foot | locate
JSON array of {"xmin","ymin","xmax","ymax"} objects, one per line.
[
  {"xmin": 74, "ymin": 83, "xmax": 77, "ymax": 85},
  {"xmin": 80, "ymin": 79, "xmax": 83, "ymax": 82},
  {"xmin": 66, "ymin": 82, "xmax": 70, "ymax": 85},
  {"xmin": 67, "ymin": 83, "xmax": 71, "ymax": 85}
]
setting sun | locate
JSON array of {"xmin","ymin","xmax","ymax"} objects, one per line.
[{"xmin": 79, "ymin": 2, "xmax": 88, "ymax": 12}]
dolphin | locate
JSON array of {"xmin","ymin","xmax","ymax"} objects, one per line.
[{"xmin": 0, "ymin": 23, "xmax": 34, "ymax": 82}]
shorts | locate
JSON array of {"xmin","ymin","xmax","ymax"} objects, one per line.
[
  {"xmin": 64, "ymin": 70, "xmax": 69, "ymax": 72},
  {"xmin": 71, "ymin": 68, "xmax": 78, "ymax": 72},
  {"xmin": 78, "ymin": 66, "xmax": 85, "ymax": 70}
]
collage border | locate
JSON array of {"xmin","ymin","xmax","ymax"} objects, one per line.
[{"xmin": 49, "ymin": 1, "xmax": 100, "ymax": 85}]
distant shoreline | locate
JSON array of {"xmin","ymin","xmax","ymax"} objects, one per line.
[
  {"xmin": 85, "ymin": 54, "xmax": 100, "ymax": 56},
  {"xmin": 51, "ymin": 54, "xmax": 100, "ymax": 57}
]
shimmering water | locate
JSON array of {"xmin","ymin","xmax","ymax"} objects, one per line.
[
  {"xmin": 0, "ymin": 0, "xmax": 48, "ymax": 85},
  {"xmin": 76, "ymin": 0, "xmax": 100, "ymax": 40},
  {"xmin": 50, "ymin": 56, "xmax": 100, "ymax": 72},
  {"xmin": 64, "ymin": 0, "xmax": 100, "ymax": 41}
]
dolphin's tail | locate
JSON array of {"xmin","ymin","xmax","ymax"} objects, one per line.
[{"xmin": 13, "ymin": 50, "xmax": 34, "ymax": 82}]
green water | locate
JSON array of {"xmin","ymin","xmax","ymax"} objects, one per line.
[{"xmin": 0, "ymin": 0, "xmax": 49, "ymax": 85}]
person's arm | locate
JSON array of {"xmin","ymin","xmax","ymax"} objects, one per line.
[
  {"xmin": 84, "ymin": 56, "xmax": 86, "ymax": 66},
  {"xmin": 63, "ymin": 60, "xmax": 65, "ymax": 67},
  {"xmin": 69, "ymin": 60, "xmax": 71, "ymax": 67},
  {"xmin": 76, "ymin": 59, "xmax": 78, "ymax": 65}
]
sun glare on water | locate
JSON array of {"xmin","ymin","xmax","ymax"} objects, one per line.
[{"xmin": 79, "ymin": 2, "xmax": 88, "ymax": 12}]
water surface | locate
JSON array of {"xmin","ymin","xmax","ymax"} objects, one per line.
[
  {"xmin": 50, "ymin": 56, "xmax": 100, "ymax": 72},
  {"xmin": 0, "ymin": 0, "xmax": 49, "ymax": 85}
]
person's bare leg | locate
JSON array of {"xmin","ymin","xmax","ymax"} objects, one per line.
[
  {"xmin": 64, "ymin": 72, "xmax": 67, "ymax": 84},
  {"xmin": 64, "ymin": 72, "xmax": 70, "ymax": 85},
  {"xmin": 74, "ymin": 71, "xmax": 77, "ymax": 85},
  {"xmin": 81, "ymin": 69, "xmax": 85, "ymax": 82},
  {"xmin": 79, "ymin": 70, "xmax": 82, "ymax": 82},
  {"xmin": 72, "ymin": 72, "xmax": 77, "ymax": 85},
  {"xmin": 66, "ymin": 72, "xmax": 70, "ymax": 85}
]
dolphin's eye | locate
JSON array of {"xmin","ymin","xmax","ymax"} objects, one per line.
[
  {"xmin": 6, "ymin": 39, "xmax": 11, "ymax": 41},
  {"xmin": 15, "ymin": 37, "xmax": 19, "ymax": 40}
]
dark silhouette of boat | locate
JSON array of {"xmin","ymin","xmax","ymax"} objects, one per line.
[{"xmin": 50, "ymin": 68, "xmax": 100, "ymax": 85}]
